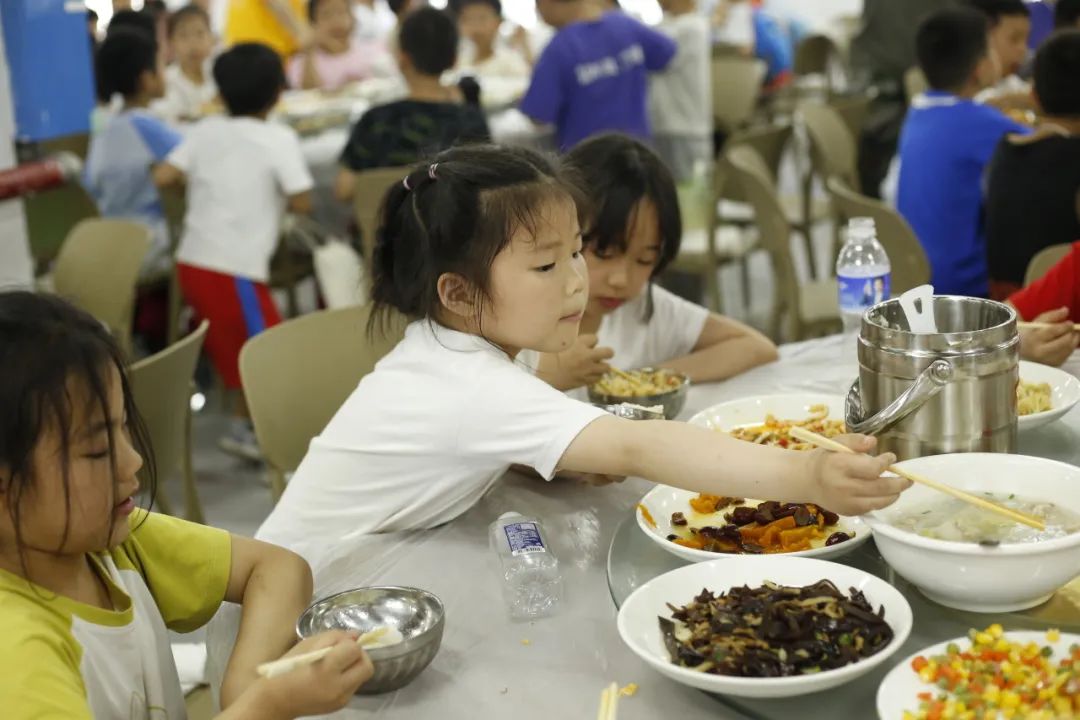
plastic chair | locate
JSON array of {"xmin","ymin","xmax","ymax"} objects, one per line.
[
  {"xmin": 826, "ymin": 177, "xmax": 931, "ymax": 295},
  {"xmin": 904, "ymin": 67, "xmax": 929, "ymax": 101},
  {"xmin": 829, "ymin": 94, "xmax": 872, "ymax": 146},
  {"xmin": 726, "ymin": 145, "xmax": 841, "ymax": 341},
  {"xmin": 1024, "ymin": 243, "xmax": 1073, "ymax": 286},
  {"xmin": 352, "ymin": 166, "xmax": 412, "ymax": 266},
  {"xmin": 711, "ymin": 57, "xmax": 767, "ymax": 135},
  {"xmin": 793, "ymin": 34, "xmax": 839, "ymax": 96},
  {"xmin": 239, "ymin": 304, "xmax": 408, "ymax": 501},
  {"xmin": 129, "ymin": 320, "xmax": 209, "ymax": 523},
  {"xmin": 51, "ymin": 219, "xmax": 151, "ymax": 357}
]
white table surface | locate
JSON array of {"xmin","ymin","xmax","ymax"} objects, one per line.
[{"xmin": 205, "ymin": 335, "xmax": 1080, "ymax": 719}]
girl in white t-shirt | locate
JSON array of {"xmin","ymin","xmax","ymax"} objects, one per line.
[
  {"xmin": 526, "ymin": 133, "xmax": 778, "ymax": 392},
  {"xmin": 255, "ymin": 144, "xmax": 908, "ymax": 568},
  {"xmin": 0, "ymin": 293, "xmax": 371, "ymax": 718}
]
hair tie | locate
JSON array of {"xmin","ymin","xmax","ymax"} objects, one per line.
[
  {"xmin": 402, "ymin": 175, "xmax": 412, "ymax": 191},
  {"xmin": 428, "ymin": 163, "xmax": 439, "ymax": 180}
]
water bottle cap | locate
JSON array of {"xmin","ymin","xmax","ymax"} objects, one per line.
[{"xmin": 498, "ymin": 512, "xmax": 523, "ymax": 521}]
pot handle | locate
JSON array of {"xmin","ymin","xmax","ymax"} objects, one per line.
[{"xmin": 845, "ymin": 359, "xmax": 954, "ymax": 436}]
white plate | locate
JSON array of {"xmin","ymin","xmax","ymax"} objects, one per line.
[
  {"xmin": 636, "ymin": 485, "xmax": 870, "ymax": 562},
  {"xmin": 688, "ymin": 393, "xmax": 846, "ymax": 434},
  {"xmin": 876, "ymin": 630, "xmax": 1080, "ymax": 719},
  {"xmin": 617, "ymin": 557, "xmax": 913, "ymax": 698},
  {"xmin": 1018, "ymin": 360, "xmax": 1080, "ymax": 432}
]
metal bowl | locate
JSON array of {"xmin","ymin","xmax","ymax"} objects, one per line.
[
  {"xmin": 296, "ymin": 586, "xmax": 445, "ymax": 694},
  {"xmin": 587, "ymin": 367, "xmax": 690, "ymax": 420}
]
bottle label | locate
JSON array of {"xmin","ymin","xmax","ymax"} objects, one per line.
[
  {"xmin": 837, "ymin": 273, "xmax": 890, "ymax": 313},
  {"xmin": 503, "ymin": 522, "xmax": 546, "ymax": 556}
]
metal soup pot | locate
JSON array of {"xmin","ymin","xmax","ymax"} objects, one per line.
[{"xmin": 846, "ymin": 296, "xmax": 1018, "ymax": 459}]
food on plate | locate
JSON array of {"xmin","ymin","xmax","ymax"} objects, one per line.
[
  {"xmin": 664, "ymin": 496, "xmax": 850, "ymax": 554},
  {"xmin": 592, "ymin": 368, "xmax": 684, "ymax": 398},
  {"xmin": 727, "ymin": 405, "xmax": 845, "ymax": 450},
  {"xmin": 904, "ymin": 625, "xmax": 1080, "ymax": 720},
  {"xmin": 637, "ymin": 504, "xmax": 657, "ymax": 529},
  {"xmin": 889, "ymin": 495, "xmax": 1080, "ymax": 544},
  {"xmin": 1018, "ymin": 379, "xmax": 1053, "ymax": 416},
  {"xmin": 659, "ymin": 580, "xmax": 894, "ymax": 677}
]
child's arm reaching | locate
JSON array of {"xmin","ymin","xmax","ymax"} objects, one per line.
[
  {"xmin": 657, "ymin": 314, "xmax": 778, "ymax": 383},
  {"xmin": 219, "ymin": 536, "xmax": 318, "ymax": 707},
  {"xmin": 559, "ymin": 415, "xmax": 909, "ymax": 516},
  {"xmin": 152, "ymin": 162, "xmax": 184, "ymax": 189}
]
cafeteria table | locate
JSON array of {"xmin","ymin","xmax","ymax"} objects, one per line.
[{"xmin": 206, "ymin": 334, "xmax": 1080, "ymax": 719}]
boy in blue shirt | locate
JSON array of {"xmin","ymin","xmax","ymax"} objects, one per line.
[
  {"xmin": 85, "ymin": 27, "xmax": 181, "ymax": 276},
  {"xmin": 896, "ymin": 6, "xmax": 1029, "ymax": 297},
  {"xmin": 521, "ymin": 0, "xmax": 676, "ymax": 149}
]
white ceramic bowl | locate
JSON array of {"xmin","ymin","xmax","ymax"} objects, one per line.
[
  {"xmin": 1018, "ymin": 360, "xmax": 1080, "ymax": 432},
  {"xmin": 876, "ymin": 630, "xmax": 1080, "ymax": 720},
  {"xmin": 688, "ymin": 393, "xmax": 846, "ymax": 434},
  {"xmin": 616, "ymin": 556, "xmax": 913, "ymax": 698},
  {"xmin": 866, "ymin": 453, "xmax": 1080, "ymax": 613},
  {"xmin": 635, "ymin": 485, "xmax": 870, "ymax": 563}
]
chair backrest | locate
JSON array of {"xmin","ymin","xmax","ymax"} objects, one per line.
[
  {"xmin": 129, "ymin": 320, "xmax": 208, "ymax": 489},
  {"xmin": 826, "ymin": 177, "xmax": 931, "ymax": 295},
  {"xmin": 24, "ymin": 181, "xmax": 100, "ymax": 272},
  {"xmin": 711, "ymin": 57, "xmax": 767, "ymax": 134},
  {"xmin": 793, "ymin": 34, "xmax": 836, "ymax": 78},
  {"xmin": 1024, "ymin": 243, "xmax": 1072, "ymax": 287},
  {"xmin": 52, "ymin": 219, "xmax": 151, "ymax": 355},
  {"xmin": 828, "ymin": 93, "xmax": 872, "ymax": 144},
  {"xmin": 721, "ymin": 120, "xmax": 799, "ymax": 199},
  {"xmin": 798, "ymin": 101, "xmax": 858, "ymax": 187},
  {"xmin": 240, "ymin": 304, "xmax": 409, "ymax": 475},
  {"xmin": 725, "ymin": 145, "xmax": 801, "ymax": 317},
  {"xmin": 158, "ymin": 183, "xmax": 187, "ymax": 254},
  {"xmin": 904, "ymin": 66, "xmax": 929, "ymax": 101},
  {"xmin": 352, "ymin": 166, "xmax": 412, "ymax": 266}
]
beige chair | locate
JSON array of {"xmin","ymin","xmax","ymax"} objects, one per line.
[
  {"xmin": 239, "ymin": 304, "xmax": 409, "ymax": 500},
  {"xmin": 711, "ymin": 57, "xmax": 767, "ymax": 136},
  {"xmin": 1024, "ymin": 243, "xmax": 1073, "ymax": 287},
  {"xmin": 52, "ymin": 219, "xmax": 151, "ymax": 357},
  {"xmin": 726, "ymin": 145, "xmax": 841, "ymax": 341},
  {"xmin": 826, "ymin": 177, "xmax": 931, "ymax": 295},
  {"xmin": 793, "ymin": 34, "xmax": 838, "ymax": 87},
  {"xmin": 904, "ymin": 66, "xmax": 929, "ymax": 101},
  {"xmin": 352, "ymin": 166, "xmax": 412, "ymax": 266},
  {"xmin": 157, "ymin": 183, "xmax": 187, "ymax": 345},
  {"xmin": 129, "ymin": 320, "xmax": 209, "ymax": 523},
  {"xmin": 829, "ymin": 94, "xmax": 872, "ymax": 146}
]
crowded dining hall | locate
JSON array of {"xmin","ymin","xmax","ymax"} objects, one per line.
[{"xmin": 3, "ymin": 0, "xmax": 1080, "ymax": 718}]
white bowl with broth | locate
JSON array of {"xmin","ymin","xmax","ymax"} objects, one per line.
[{"xmin": 866, "ymin": 453, "xmax": 1080, "ymax": 613}]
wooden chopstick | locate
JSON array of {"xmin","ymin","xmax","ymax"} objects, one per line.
[
  {"xmin": 609, "ymin": 367, "xmax": 637, "ymax": 381},
  {"xmin": 256, "ymin": 627, "xmax": 391, "ymax": 678},
  {"xmin": 596, "ymin": 682, "xmax": 619, "ymax": 720},
  {"xmin": 1018, "ymin": 322, "xmax": 1080, "ymax": 330},
  {"xmin": 787, "ymin": 426, "xmax": 1046, "ymax": 531}
]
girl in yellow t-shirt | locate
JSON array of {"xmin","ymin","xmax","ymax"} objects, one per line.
[
  {"xmin": 226, "ymin": 0, "xmax": 309, "ymax": 57},
  {"xmin": 0, "ymin": 292, "xmax": 372, "ymax": 719}
]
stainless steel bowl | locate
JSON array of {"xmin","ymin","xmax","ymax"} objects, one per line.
[
  {"xmin": 587, "ymin": 367, "xmax": 690, "ymax": 420},
  {"xmin": 296, "ymin": 586, "xmax": 445, "ymax": 694}
]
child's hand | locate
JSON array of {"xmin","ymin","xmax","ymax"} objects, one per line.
[
  {"xmin": 805, "ymin": 435, "xmax": 910, "ymax": 516},
  {"xmin": 1019, "ymin": 308, "xmax": 1078, "ymax": 367},
  {"xmin": 261, "ymin": 631, "xmax": 374, "ymax": 718},
  {"xmin": 540, "ymin": 334, "xmax": 614, "ymax": 391}
]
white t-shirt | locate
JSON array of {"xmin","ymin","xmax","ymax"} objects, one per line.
[
  {"xmin": 152, "ymin": 62, "xmax": 218, "ymax": 122},
  {"xmin": 649, "ymin": 13, "xmax": 712, "ymax": 137},
  {"xmin": 458, "ymin": 42, "xmax": 532, "ymax": 79},
  {"xmin": 519, "ymin": 285, "xmax": 710, "ymax": 383},
  {"xmin": 255, "ymin": 320, "xmax": 607, "ymax": 567},
  {"xmin": 167, "ymin": 116, "xmax": 314, "ymax": 282}
]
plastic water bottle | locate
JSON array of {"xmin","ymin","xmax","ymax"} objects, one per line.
[
  {"xmin": 836, "ymin": 217, "xmax": 891, "ymax": 334},
  {"xmin": 489, "ymin": 512, "xmax": 563, "ymax": 620}
]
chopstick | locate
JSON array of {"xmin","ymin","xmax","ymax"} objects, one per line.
[
  {"xmin": 596, "ymin": 682, "xmax": 619, "ymax": 720},
  {"xmin": 609, "ymin": 366, "xmax": 637, "ymax": 382},
  {"xmin": 787, "ymin": 426, "xmax": 1046, "ymax": 531},
  {"xmin": 256, "ymin": 627, "xmax": 391, "ymax": 678},
  {"xmin": 1018, "ymin": 322, "xmax": 1080, "ymax": 330}
]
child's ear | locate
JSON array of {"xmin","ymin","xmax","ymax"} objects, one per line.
[{"xmin": 437, "ymin": 272, "xmax": 478, "ymax": 321}]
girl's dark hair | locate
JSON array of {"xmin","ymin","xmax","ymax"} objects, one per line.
[
  {"xmin": 370, "ymin": 144, "xmax": 585, "ymax": 335},
  {"xmin": 95, "ymin": 26, "xmax": 159, "ymax": 102},
  {"xmin": 167, "ymin": 4, "xmax": 211, "ymax": 36},
  {"xmin": 307, "ymin": 0, "xmax": 349, "ymax": 21},
  {"xmin": 565, "ymin": 134, "xmax": 682, "ymax": 314},
  {"xmin": 0, "ymin": 292, "xmax": 155, "ymax": 573}
]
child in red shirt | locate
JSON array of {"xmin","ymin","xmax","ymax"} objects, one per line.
[{"xmin": 1008, "ymin": 240, "xmax": 1080, "ymax": 366}]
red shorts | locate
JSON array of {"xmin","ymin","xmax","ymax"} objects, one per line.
[{"xmin": 177, "ymin": 264, "xmax": 282, "ymax": 389}]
